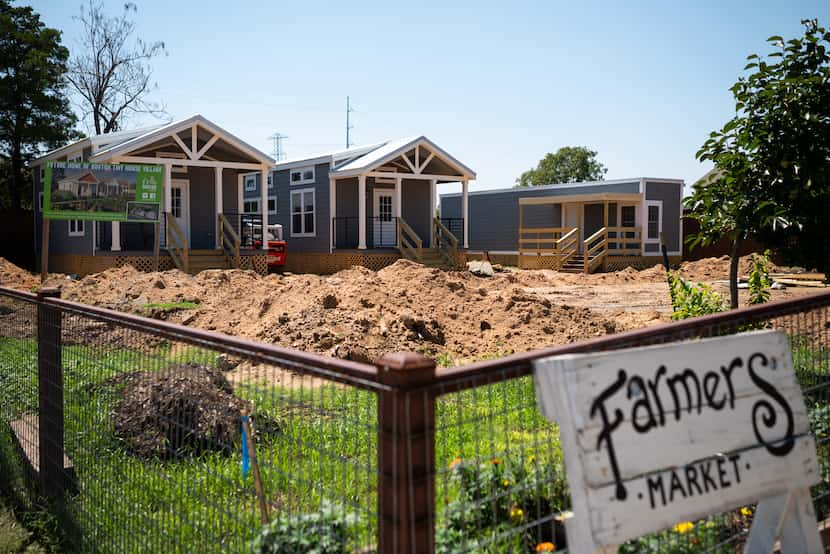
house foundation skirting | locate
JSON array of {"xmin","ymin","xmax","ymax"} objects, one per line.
[
  {"xmin": 282, "ymin": 251, "xmax": 403, "ymax": 274},
  {"xmin": 473, "ymin": 253, "xmax": 681, "ymax": 271},
  {"xmin": 48, "ymin": 252, "xmax": 268, "ymax": 277}
]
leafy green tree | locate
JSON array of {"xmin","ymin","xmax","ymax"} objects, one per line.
[
  {"xmin": 0, "ymin": 0, "xmax": 77, "ymax": 209},
  {"xmin": 687, "ymin": 19, "xmax": 830, "ymax": 308},
  {"xmin": 516, "ymin": 146, "xmax": 607, "ymax": 187}
]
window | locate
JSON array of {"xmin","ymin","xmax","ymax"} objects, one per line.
[
  {"xmin": 68, "ymin": 219, "xmax": 85, "ymax": 237},
  {"xmin": 378, "ymin": 195, "xmax": 393, "ymax": 222},
  {"xmin": 267, "ymin": 174, "xmax": 273, "ymax": 190},
  {"xmin": 290, "ymin": 166, "xmax": 315, "ymax": 185},
  {"xmin": 244, "ymin": 175, "xmax": 257, "ymax": 192},
  {"xmin": 243, "ymin": 199, "xmax": 260, "ymax": 213},
  {"xmin": 620, "ymin": 206, "xmax": 636, "ymax": 227},
  {"xmin": 38, "ymin": 192, "xmax": 43, "ymax": 212},
  {"xmin": 646, "ymin": 202, "xmax": 662, "ymax": 240},
  {"xmin": 268, "ymin": 196, "xmax": 277, "ymax": 214},
  {"xmin": 39, "ymin": 167, "xmax": 45, "ymax": 181},
  {"xmin": 291, "ymin": 189, "xmax": 315, "ymax": 236},
  {"xmin": 171, "ymin": 187, "xmax": 182, "ymax": 218}
]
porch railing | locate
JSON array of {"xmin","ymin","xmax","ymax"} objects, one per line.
[
  {"xmin": 397, "ymin": 217, "xmax": 423, "ymax": 263},
  {"xmin": 583, "ymin": 227, "xmax": 608, "ymax": 273},
  {"xmin": 606, "ymin": 226, "xmax": 641, "ymax": 255},
  {"xmin": 518, "ymin": 226, "xmax": 578, "ymax": 269},
  {"xmin": 433, "ymin": 217, "xmax": 459, "ymax": 268},
  {"xmin": 222, "ymin": 212, "xmax": 263, "ymax": 249},
  {"xmin": 217, "ymin": 213, "xmax": 241, "ymax": 268},
  {"xmin": 164, "ymin": 212, "xmax": 189, "ymax": 273},
  {"xmin": 438, "ymin": 217, "xmax": 464, "ymax": 247},
  {"xmin": 332, "ymin": 217, "xmax": 400, "ymax": 250}
]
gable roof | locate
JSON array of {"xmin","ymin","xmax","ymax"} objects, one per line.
[
  {"xmin": 90, "ymin": 114, "xmax": 275, "ymax": 165},
  {"xmin": 30, "ymin": 125, "xmax": 163, "ymax": 166},
  {"xmin": 331, "ymin": 136, "xmax": 476, "ymax": 179}
]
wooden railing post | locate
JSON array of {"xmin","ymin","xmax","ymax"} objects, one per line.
[
  {"xmin": 37, "ymin": 287, "xmax": 64, "ymax": 497},
  {"xmin": 376, "ymin": 352, "xmax": 437, "ymax": 554}
]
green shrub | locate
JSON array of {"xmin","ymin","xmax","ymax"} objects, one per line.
[
  {"xmin": 250, "ymin": 500, "xmax": 356, "ymax": 554},
  {"xmin": 667, "ymin": 272, "xmax": 725, "ymax": 320},
  {"xmin": 748, "ymin": 251, "xmax": 772, "ymax": 305}
]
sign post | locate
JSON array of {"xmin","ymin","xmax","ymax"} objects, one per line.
[{"xmin": 534, "ymin": 330, "xmax": 822, "ymax": 553}]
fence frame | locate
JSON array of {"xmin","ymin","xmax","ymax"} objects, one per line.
[{"xmin": 2, "ymin": 285, "xmax": 830, "ymax": 552}]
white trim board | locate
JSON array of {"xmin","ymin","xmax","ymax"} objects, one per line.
[{"xmin": 440, "ymin": 178, "xmax": 684, "ymax": 198}]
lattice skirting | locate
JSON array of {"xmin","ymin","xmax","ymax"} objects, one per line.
[
  {"xmin": 48, "ymin": 253, "xmax": 268, "ymax": 277},
  {"xmin": 282, "ymin": 252, "xmax": 402, "ymax": 274},
  {"xmin": 603, "ymin": 255, "xmax": 681, "ymax": 272}
]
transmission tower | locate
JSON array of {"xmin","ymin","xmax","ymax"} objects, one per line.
[
  {"xmin": 267, "ymin": 132, "xmax": 288, "ymax": 161},
  {"xmin": 346, "ymin": 96, "xmax": 355, "ymax": 148}
]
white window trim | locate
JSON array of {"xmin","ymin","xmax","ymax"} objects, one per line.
[
  {"xmin": 290, "ymin": 188, "xmax": 316, "ymax": 237},
  {"xmin": 243, "ymin": 198, "xmax": 260, "ymax": 213},
  {"xmin": 267, "ymin": 174, "xmax": 274, "ymax": 190},
  {"xmin": 268, "ymin": 195, "xmax": 277, "ymax": 215},
  {"xmin": 290, "ymin": 166, "xmax": 315, "ymax": 186},
  {"xmin": 68, "ymin": 219, "xmax": 85, "ymax": 237},
  {"xmin": 38, "ymin": 192, "xmax": 43, "ymax": 212},
  {"xmin": 244, "ymin": 175, "xmax": 257, "ymax": 192}
]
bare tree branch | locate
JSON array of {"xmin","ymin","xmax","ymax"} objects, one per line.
[{"xmin": 67, "ymin": 1, "xmax": 168, "ymax": 135}]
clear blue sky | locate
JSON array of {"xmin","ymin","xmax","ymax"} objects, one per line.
[{"xmin": 29, "ymin": 0, "xmax": 830, "ymax": 195}]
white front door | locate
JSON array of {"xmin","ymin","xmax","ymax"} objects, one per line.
[
  {"xmin": 563, "ymin": 203, "xmax": 582, "ymax": 253},
  {"xmin": 373, "ymin": 189, "xmax": 397, "ymax": 247},
  {"xmin": 169, "ymin": 179, "xmax": 190, "ymax": 247}
]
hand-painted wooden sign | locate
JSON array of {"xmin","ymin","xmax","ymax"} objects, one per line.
[{"xmin": 534, "ymin": 330, "xmax": 823, "ymax": 553}]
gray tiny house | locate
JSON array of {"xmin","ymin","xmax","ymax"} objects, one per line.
[{"xmin": 440, "ymin": 178, "xmax": 684, "ymax": 272}]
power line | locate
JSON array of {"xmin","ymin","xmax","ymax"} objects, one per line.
[
  {"xmin": 267, "ymin": 132, "xmax": 288, "ymax": 161},
  {"xmin": 346, "ymin": 96, "xmax": 355, "ymax": 148}
]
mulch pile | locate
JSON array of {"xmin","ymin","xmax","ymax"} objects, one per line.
[{"xmin": 110, "ymin": 364, "xmax": 249, "ymax": 459}]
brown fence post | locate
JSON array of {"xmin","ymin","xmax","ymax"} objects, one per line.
[
  {"xmin": 37, "ymin": 287, "xmax": 64, "ymax": 497},
  {"xmin": 375, "ymin": 352, "xmax": 437, "ymax": 554}
]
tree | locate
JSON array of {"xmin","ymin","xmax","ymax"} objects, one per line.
[
  {"xmin": 0, "ymin": 0, "xmax": 77, "ymax": 210},
  {"xmin": 516, "ymin": 146, "xmax": 606, "ymax": 187},
  {"xmin": 687, "ymin": 19, "xmax": 830, "ymax": 308},
  {"xmin": 67, "ymin": 1, "xmax": 167, "ymax": 135}
]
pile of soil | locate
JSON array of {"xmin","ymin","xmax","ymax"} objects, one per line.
[
  {"xmin": 0, "ymin": 258, "xmax": 40, "ymax": 291},
  {"xmin": 677, "ymin": 254, "xmax": 780, "ymax": 282},
  {"xmin": 110, "ymin": 364, "xmax": 249, "ymax": 459}
]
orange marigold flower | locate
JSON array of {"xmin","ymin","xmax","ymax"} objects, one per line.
[
  {"xmin": 490, "ymin": 457, "xmax": 502, "ymax": 465},
  {"xmin": 448, "ymin": 457, "xmax": 462, "ymax": 469},
  {"xmin": 673, "ymin": 521, "xmax": 694, "ymax": 534},
  {"xmin": 535, "ymin": 542, "xmax": 555, "ymax": 552}
]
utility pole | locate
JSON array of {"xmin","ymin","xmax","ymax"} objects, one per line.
[
  {"xmin": 346, "ymin": 96, "xmax": 355, "ymax": 148},
  {"xmin": 267, "ymin": 132, "xmax": 288, "ymax": 161}
]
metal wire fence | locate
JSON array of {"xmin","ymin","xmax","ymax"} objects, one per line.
[{"xmin": 0, "ymin": 285, "xmax": 829, "ymax": 552}]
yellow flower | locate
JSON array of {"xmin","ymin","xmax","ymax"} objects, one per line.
[
  {"xmin": 502, "ymin": 479, "xmax": 512, "ymax": 487},
  {"xmin": 740, "ymin": 506, "xmax": 753, "ymax": 517},
  {"xmin": 673, "ymin": 521, "xmax": 694, "ymax": 534},
  {"xmin": 527, "ymin": 454, "xmax": 536, "ymax": 464},
  {"xmin": 509, "ymin": 506, "xmax": 524, "ymax": 522},
  {"xmin": 535, "ymin": 542, "xmax": 555, "ymax": 552},
  {"xmin": 448, "ymin": 457, "xmax": 462, "ymax": 469}
]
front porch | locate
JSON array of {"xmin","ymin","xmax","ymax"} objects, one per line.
[
  {"xmin": 518, "ymin": 193, "xmax": 658, "ymax": 273},
  {"xmin": 328, "ymin": 136, "xmax": 475, "ymax": 268}
]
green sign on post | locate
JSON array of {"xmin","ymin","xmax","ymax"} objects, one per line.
[{"xmin": 43, "ymin": 161, "xmax": 163, "ymax": 222}]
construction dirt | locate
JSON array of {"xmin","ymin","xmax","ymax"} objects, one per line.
[{"xmin": 0, "ymin": 255, "xmax": 820, "ymax": 365}]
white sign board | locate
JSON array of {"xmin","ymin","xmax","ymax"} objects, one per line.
[{"xmin": 534, "ymin": 330, "xmax": 822, "ymax": 553}]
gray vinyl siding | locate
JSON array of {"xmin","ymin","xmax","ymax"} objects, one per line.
[
  {"xmin": 187, "ymin": 166, "xmax": 217, "ymax": 249},
  {"xmin": 401, "ymin": 179, "xmax": 431, "ymax": 245},
  {"xmin": 272, "ymin": 163, "xmax": 331, "ymax": 253},
  {"xmin": 440, "ymin": 182, "xmax": 640, "ymax": 251},
  {"xmin": 583, "ymin": 203, "xmax": 605, "ymax": 238},
  {"xmin": 645, "ymin": 180, "xmax": 683, "ymax": 253}
]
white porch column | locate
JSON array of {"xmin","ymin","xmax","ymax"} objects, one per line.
[
  {"xmin": 358, "ymin": 174, "xmax": 367, "ymax": 250},
  {"xmin": 214, "ymin": 167, "xmax": 223, "ymax": 249},
  {"xmin": 394, "ymin": 177, "xmax": 402, "ymax": 247},
  {"xmin": 110, "ymin": 221, "xmax": 121, "ymax": 251},
  {"xmin": 429, "ymin": 178, "xmax": 437, "ymax": 247},
  {"xmin": 462, "ymin": 178, "xmax": 469, "ymax": 249},
  {"xmin": 237, "ymin": 173, "xmax": 244, "ymax": 213},
  {"xmin": 329, "ymin": 177, "xmax": 336, "ymax": 253},
  {"xmin": 260, "ymin": 167, "xmax": 269, "ymax": 249},
  {"xmin": 164, "ymin": 163, "xmax": 172, "ymax": 213}
]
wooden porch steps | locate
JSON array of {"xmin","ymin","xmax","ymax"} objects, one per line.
[
  {"xmin": 560, "ymin": 254, "xmax": 603, "ymax": 274},
  {"xmin": 186, "ymin": 249, "xmax": 231, "ymax": 273}
]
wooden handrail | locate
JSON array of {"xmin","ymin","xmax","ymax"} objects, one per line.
[
  {"xmin": 433, "ymin": 217, "xmax": 459, "ymax": 268},
  {"xmin": 166, "ymin": 213, "xmax": 189, "ymax": 273},
  {"xmin": 398, "ymin": 217, "xmax": 423, "ymax": 263},
  {"xmin": 217, "ymin": 213, "xmax": 241, "ymax": 268},
  {"xmin": 583, "ymin": 227, "xmax": 608, "ymax": 274}
]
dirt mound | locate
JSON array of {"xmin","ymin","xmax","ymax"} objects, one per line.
[
  {"xmin": 0, "ymin": 258, "xmax": 40, "ymax": 291},
  {"xmin": 678, "ymin": 254, "xmax": 779, "ymax": 282},
  {"xmin": 111, "ymin": 364, "xmax": 249, "ymax": 459}
]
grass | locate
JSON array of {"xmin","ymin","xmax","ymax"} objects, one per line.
[
  {"xmin": 1, "ymin": 330, "xmax": 828, "ymax": 552},
  {"xmin": 141, "ymin": 301, "xmax": 200, "ymax": 312}
]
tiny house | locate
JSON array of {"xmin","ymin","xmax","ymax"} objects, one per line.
[{"xmin": 440, "ymin": 178, "xmax": 684, "ymax": 272}]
